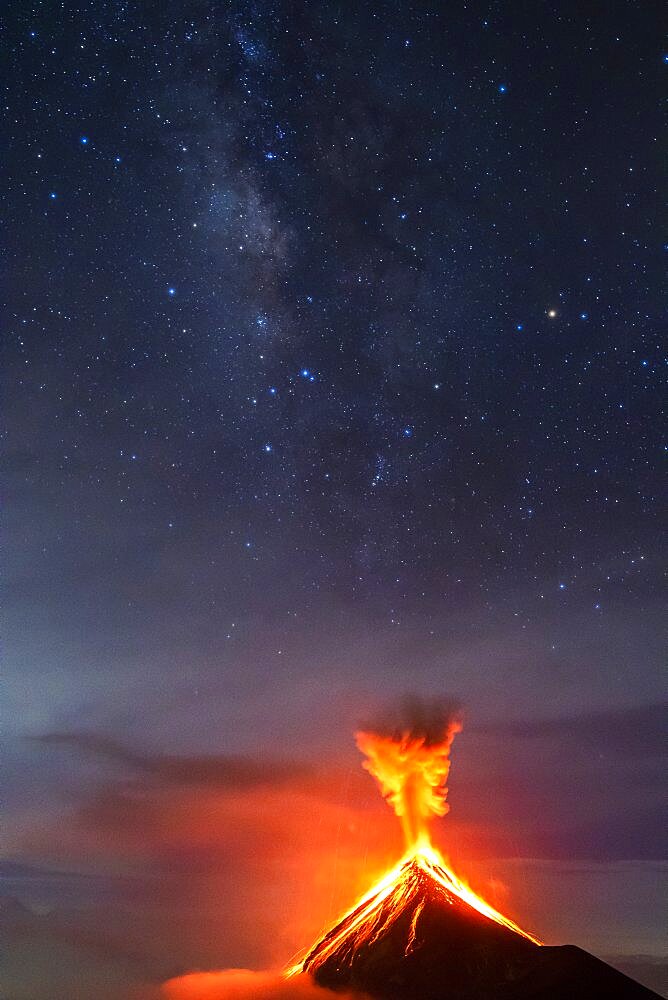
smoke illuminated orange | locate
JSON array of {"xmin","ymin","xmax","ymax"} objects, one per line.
[
  {"xmin": 355, "ymin": 720, "xmax": 461, "ymax": 853},
  {"xmin": 289, "ymin": 718, "xmax": 540, "ymax": 978}
]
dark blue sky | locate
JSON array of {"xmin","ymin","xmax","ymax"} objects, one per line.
[{"xmin": 3, "ymin": 2, "xmax": 666, "ymax": 997}]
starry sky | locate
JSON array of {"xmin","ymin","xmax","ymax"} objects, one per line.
[{"xmin": 3, "ymin": 2, "xmax": 667, "ymax": 998}]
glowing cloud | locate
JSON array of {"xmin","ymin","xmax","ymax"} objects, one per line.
[{"xmin": 162, "ymin": 969, "xmax": 367, "ymax": 1000}]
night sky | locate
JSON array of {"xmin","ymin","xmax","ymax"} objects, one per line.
[{"xmin": 3, "ymin": 3, "xmax": 666, "ymax": 999}]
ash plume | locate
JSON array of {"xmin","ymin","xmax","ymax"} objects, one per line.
[
  {"xmin": 358, "ymin": 695, "xmax": 463, "ymax": 746},
  {"xmin": 355, "ymin": 696, "xmax": 464, "ymax": 851}
]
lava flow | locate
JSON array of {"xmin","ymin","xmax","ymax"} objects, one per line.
[{"xmin": 289, "ymin": 708, "xmax": 540, "ymax": 987}]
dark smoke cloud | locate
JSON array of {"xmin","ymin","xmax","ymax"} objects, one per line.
[
  {"xmin": 32, "ymin": 731, "xmax": 309, "ymax": 789},
  {"xmin": 359, "ymin": 695, "xmax": 463, "ymax": 745}
]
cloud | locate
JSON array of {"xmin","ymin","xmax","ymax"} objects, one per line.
[
  {"xmin": 11, "ymin": 729, "xmax": 393, "ymax": 984},
  {"xmin": 161, "ymin": 970, "xmax": 365, "ymax": 1000},
  {"xmin": 481, "ymin": 702, "xmax": 667, "ymax": 758},
  {"xmin": 32, "ymin": 731, "xmax": 310, "ymax": 790}
]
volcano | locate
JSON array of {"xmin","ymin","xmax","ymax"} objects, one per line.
[
  {"xmin": 299, "ymin": 851, "xmax": 660, "ymax": 999},
  {"xmin": 292, "ymin": 704, "xmax": 661, "ymax": 999}
]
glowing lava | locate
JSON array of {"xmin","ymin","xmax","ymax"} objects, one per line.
[{"xmin": 289, "ymin": 714, "xmax": 540, "ymax": 980}]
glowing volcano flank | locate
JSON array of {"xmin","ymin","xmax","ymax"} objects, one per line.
[
  {"xmin": 299, "ymin": 844, "xmax": 540, "ymax": 978},
  {"xmin": 295, "ymin": 847, "xmax": 540, "ymax": 993}
]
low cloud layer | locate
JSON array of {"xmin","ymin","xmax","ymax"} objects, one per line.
[{"xmin": 33, "ymin": 731, "xmax": 309, "ymax": 790}]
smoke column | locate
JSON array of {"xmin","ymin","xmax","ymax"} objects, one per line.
[{"xmin": 355, "ymin": 697, "xmax": 462, "ymax": 852}]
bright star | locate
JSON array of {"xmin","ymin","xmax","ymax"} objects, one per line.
[
  {"xmin": 547, "ymin": 309, "xmax": 557, "ymax": 318},
  {"xmin": 167, "ymin": 287, "xmax": 176, "ymax": 296}
]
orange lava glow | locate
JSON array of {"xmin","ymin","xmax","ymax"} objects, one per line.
[
  {"xmin": 289, "ymin": 723, "xmax": 540, "ymax": 975},
  {"xmin": 161, "ymin": 969, "xmax": 340, "ymax": 999}
]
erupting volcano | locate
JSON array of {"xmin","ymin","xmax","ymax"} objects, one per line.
[{"xmin": 290, "ymin": 702, "xmax": 660, "ymax": 1000}]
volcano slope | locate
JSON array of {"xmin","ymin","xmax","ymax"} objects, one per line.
[{"xmin": 301, "ymin": 858, "xmax": 660, "ymax": 1000}]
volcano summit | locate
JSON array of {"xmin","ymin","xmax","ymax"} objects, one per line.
[{"xmin": 302, "ymin": 851, "xmax": 537, "ymax": 997}]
